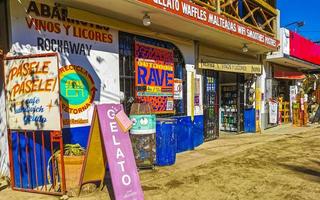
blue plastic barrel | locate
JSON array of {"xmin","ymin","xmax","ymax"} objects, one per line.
[
  {"xmin": 155, "ymin": 118, "xmax": 177, "ymax": 166},
  {"xmin": 244, "ymin": 108, "xmax": 256, "ymax": 133},
  {"xmin": 174, "ymin": 116, "xmax": 194, "ymax": 153},
  {"xmin": 193, "ymin": 115, "xmax": 204, "ymax": 147}
]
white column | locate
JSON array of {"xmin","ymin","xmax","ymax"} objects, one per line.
[{"xmin": 0, "ymin": 75, "xmax": 9, "ymax": 177}]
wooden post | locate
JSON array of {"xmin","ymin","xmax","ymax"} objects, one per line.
[{"xmin": 216, "ymin": 0, "xmax": 221, "ymax": 14}]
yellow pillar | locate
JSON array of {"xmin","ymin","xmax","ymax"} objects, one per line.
[
  {"xmin": 255, "ymin": 87, "xmax": 261, "ymax": 133},
  {"xmin": 191, "ymin": 72, "xmax": 195, "ymax": 121}
]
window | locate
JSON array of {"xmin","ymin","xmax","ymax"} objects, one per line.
[{"xmin": 119, "ymin": 32, "xmax": 187, "ymax": 115}]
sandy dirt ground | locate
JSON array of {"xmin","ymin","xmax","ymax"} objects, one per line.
[{"xmin": 1, "ymin": 124, "xmax": 320, "ymax": 200}]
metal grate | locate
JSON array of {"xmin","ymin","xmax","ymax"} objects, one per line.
[
  {"xmin": 8, "ymin": 130, "xmax": 66, "ymax": 195},
  {"xmin": 118, "ymin": 32, "xmax": 187, "ymax": 116},
  {"xmin": 203, "ymin": 70, "xmax": 219, "ymax": 141}
]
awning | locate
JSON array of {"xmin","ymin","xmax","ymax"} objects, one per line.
[
  {"xmin": 59, "ymin": 0, "xmax": 279, "ymax": 55},
  {"xmin": 266, "ymin": 28, "xmax": 320, "ymax": 71},
  {"xmin": 274, "ymin": 70, "xmax": 305, "ymax": 80}
]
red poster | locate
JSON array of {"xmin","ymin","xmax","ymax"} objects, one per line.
[{"xmin": 134, "ymin": 42, "xmax": 175, "ymax": 114}]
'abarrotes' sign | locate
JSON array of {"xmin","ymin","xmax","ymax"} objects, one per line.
[
  {"xmin": 25, "ymin": 0, "xmax": 113, "ymax": 56},
  {"xmin": 4, "ymin": 53, "xmax": 61, "ymax": 131}
]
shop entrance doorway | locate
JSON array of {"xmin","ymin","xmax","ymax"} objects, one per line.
[
  {"xmin": 219, "ymin": 72, "xmax": 245, "ymax": 133},
  {"xmin": 203, "ymin": 70, "xmax": 219, "ymax": 141}
]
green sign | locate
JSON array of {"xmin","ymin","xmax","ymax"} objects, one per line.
[
  {"xmin": 61, "ymin": 73, "xmax": 90, "ymax": 106},
  {"xmin": 59, "ymin": 65, "xmax": 96, "ymax": 115},
  {"xmin": 129, "ymin": 114, "xmax": 156, "ymax": 134}
]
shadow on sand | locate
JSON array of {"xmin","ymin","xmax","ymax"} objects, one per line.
[{"xmin": 279, "ymin": 163, "xmax": 320, "ymax": 183}]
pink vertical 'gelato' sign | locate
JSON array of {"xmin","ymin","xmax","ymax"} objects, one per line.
[{"xmin": 97, "ymin": 104, "xmax": 144, "ymax": 200}]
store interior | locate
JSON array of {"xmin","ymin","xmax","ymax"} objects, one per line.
[
  {"xmin": 272, "ymin": 79, "xmax": 295, "ymax": 101},
  {"xmin": 219, "ymin": 72, "xmax": 256, "ymax": 133},
  {"xmin": 219, "ymin": 72, "xmax": 238, "ymax": 132}
]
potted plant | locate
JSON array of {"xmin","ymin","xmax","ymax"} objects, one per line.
[{"xmin": 48, "ymin": 144, "xmax": 85, "ymax": 195}]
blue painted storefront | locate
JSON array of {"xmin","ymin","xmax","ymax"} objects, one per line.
[
  {"xmin": 10, "ymin": 126, "xmax": 91, "ymax": 189},
  {"xmin": 244, "ymin": 108, "xmax": 256, "ymax": 133},
  {"xmin": 9, "ymin": 18, "xmax": 205, "ymax": 189},
  {"xmin": 10, "ymin": 115, "xmax": 204, "ymax": 188}
]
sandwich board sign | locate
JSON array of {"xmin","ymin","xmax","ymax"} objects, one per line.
[{"xmin": 79, "ymin": 104, "xmax": 144, "ymax": 200}]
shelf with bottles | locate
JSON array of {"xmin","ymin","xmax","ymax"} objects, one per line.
[
  {"xmin": 221, "ymin": 111, "xmax": 237, "ymax": 122},
  {"xmin": 220, "ymin": 125, "xmax": 238, "ymax": 132},
  {"xmin": 221, "ymin": 104, "xmax": 238, "ymax": 112},
  {"xmin": 221, "ymin": 92, "xmax": 237, "ymax": 98},
  {"xmin": 220, "ymin": 111, "xmax": 238, "ymax": 132},
  {"xmin": 219, "ymin": 84, "xmax": 239, "ymax": 132},
  {"xmin": 221, "ymin": 85, "xmax": 238, "ymax": 106},
  {"xmin": 221, "ymin": 118, "xmax": 237, "ymax": 124},
  {"xmin": 222, "ymin": 85, "xmax": 237, "ymax": 92}
]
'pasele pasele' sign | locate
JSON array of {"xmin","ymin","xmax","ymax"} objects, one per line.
[
  {"xmin": 4, "ymin": 54, "xmax": 61, "ymax": 131},
  {"xmin": 137, "ymin": 0, "xmax": 278, "ymax": 49}
]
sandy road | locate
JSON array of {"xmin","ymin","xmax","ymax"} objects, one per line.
[
  {"xmin": 1, "ymin": 124, "xmax": 320, "ymax": 200},
  {"xmin": 142, "ymin": 125, "xmax": 320, "ymax": 200}
]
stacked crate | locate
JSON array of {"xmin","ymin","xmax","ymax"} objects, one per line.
[
  {"xmin": 278, "ymin": 98, "xmax": 290, "ymax": 124},
  {"xmin": 303, "ymin": 102, "xmax": 309, "ymax": 126},
  {"xmin": 292, "ymin": 103, "xmax": 300, "ymax": 126},
  {"xmin": 293, "ymin": 94, "xmax": 302, "ymax": 127},
  {"xmin": 292, "ymin": 94, "xmax": 308, "ymax": 127}
]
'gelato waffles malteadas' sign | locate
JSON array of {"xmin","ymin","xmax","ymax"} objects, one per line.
[{"xmin": 4, "ymin": 54, "xmax": 61, "ymax": 131}]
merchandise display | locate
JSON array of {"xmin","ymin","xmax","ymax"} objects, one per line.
[{"xmin": 220, "ymin": 84, "xmax": 238, "ymax": 132}]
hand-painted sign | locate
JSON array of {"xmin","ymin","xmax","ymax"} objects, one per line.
[
  {"xmin": 25, "ymin": 1, "xmax": 113, "ymax": 56},
  {"xmin": 4, "ymin": 53, "xmax": 61, "ymax": 131},
  {"xmin": 80, "ymin": 104, "xmax": 144, "ymax": 200},
  {"xmin": 135, "ymin": 42, "xmax": 174, "ymax": 114},
  {"xmin": 174, "ymin": 78, "xmax": 183, "ymax": 100},
  {"xmin": 194, "ymin": 77, "xmax": 201, "ymax": 106},
  {"xmin": 10, "ymin": 0, "xmax": 120, "ymax": 129},
  {"xmin": 137, "ymin": 0, "xmax": 278, "ymax": 49},
  {"xmin": 269, "ymin": 101, "xmax": 278, "ymax": 124},
  {"xmin": 59, "ymin": 65, "xmax": 96, "ymax": 127},
  {"xmin": 200, "ymin": 62, "xmax": 262, "ymax": 74}
]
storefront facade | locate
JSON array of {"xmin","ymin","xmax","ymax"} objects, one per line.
[
  {"xmin": 0, "ymin": 1, "xmax": 280, "ymax": 191},
  {"xmin": 7, "ymin": 0, "xmax": 196, "ymax": 135},
  {"xmin": 265, "ymin": 28, "xmax": 320, "ymax": 129},
  {"xmin": 130, "ymin": 0, "xmax": 279, "ymax": 139},
  {"xmin": 199, "ymin": 46, "xmax": 263, "ymax": 137},
  {"xmin": 0, "ymin": 0, "xmax": 197, "ymax": 183}
]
